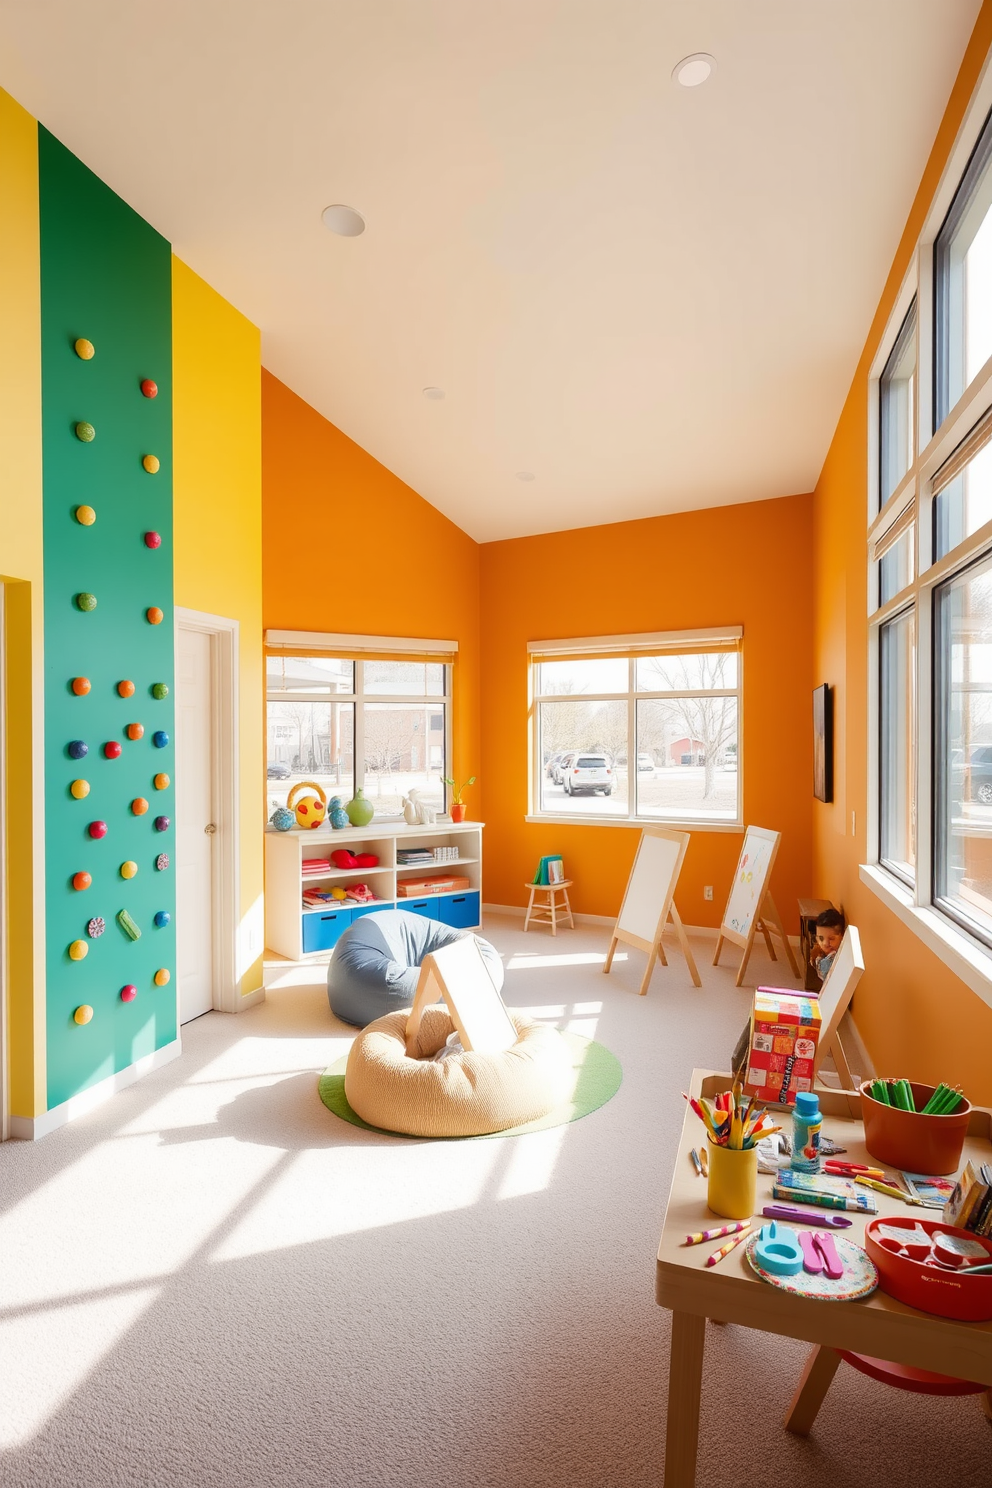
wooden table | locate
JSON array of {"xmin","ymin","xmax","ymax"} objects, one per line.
[{"xmin": 656, "ymin": 1071, "xmax": 992, "ymax": 1487}]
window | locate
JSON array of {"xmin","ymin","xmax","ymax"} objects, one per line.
[
  {"xmin": 532, "ymin": 636, "xmax": 741, "ymax": 824},
  {"xmin": 879, "ymin": 299, "xmax": 916, "ymax": 507},
  {"xmin": 266, "ymin": 655, "xmax": 448, "ymax": 819},
  {"xmin": 878, "ymin": 608, "xmax": 915, "ymax": 884},
  {"xmin": 935, "ymin": 106, "xmax": 992, "ymax": 426}
]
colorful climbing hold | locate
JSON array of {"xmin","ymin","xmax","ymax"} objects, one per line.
[
  {"xmin": 72, "ymin": 870, "xmax": 92, "ymax": 891},
  {"xmin": 68, "ymin": 739, "xmax": 88, "ymax": 759},
  {"xmin": 70, "ymin": 779, "xmax": 90, "ymax": 800},
  {"xmin": 154, "ymin": 968, "xmax": 170, "ymax": 986},
  {"xmin": 75, "ymin": 504, "xmax": 96, "ymax": 526},
  {"xmin": 120, "ymin": 860, "xmax": 138, "ymax": 879},
  {"xmin": 153, "ymin": 910, "xmax": 171, "ymax": 928},
  {"xmin": 117, "ymin": 679, "xmax": 135, "ymax": 698},
  {"xmin": 120, "ymin": 985, "xmax": 137, "ymax": 1003},
  {"xmin": 151, "ymin": 683, "xmax": 169, "ymax": 700},
  {"xmin": 126, "ymin": 722, "xmax": 144, "ymax": 741},
  {"xmin": 153, "ymin": 773, "xmax": 170, "ymax": 790},
  {"xmin": 75, "ymin": 421, "xmax": 95, "ymax": 442},
  {"xmin": 146, "ymin": 606, "xmax": 164, "ymax": 625},
  {"xmin": 74, "ymin": 338, "xmax": 95, "ymax": 360},
  {"xmin": 155, "ymin": 853, "xmax": 169, "ymax": 871},
  {"xmin": 131, "ymin": 798, "xmax": 149, "ymax": 816},
  {"xmin": 154, "ymin": 816, "xmax": 170, "ymax": 832},
  {"xmin": 144, "ymin": 531, "xmax": 161, "ymax": 549},
  {"xmin": 86, "ymin": 916, "xmax": 105, "ymax": 938},
  {"xmin": 68, "ymin": 939, "xmax": 88, "ymax": 961},
  {"xmin": 103, "ymin": 741, "xmax": 122, "ymax": 760},
  {"xmin": 73, "ymin": 1004, "xmax": 94, "ymax": 1025},
  {"xmin": 88, "ymin": 820, "xmax": 108, "ymax": 839},
  {"xmin": 117, "ymin": 908, "xmax": 141, "ymax": 941},
  {"xmin": 76, "ymin": 592, "xmax": 97, "ymax": 611},
  {"xmin": 140, "ymin": 378, "xmax": 158, "ymax": 398},
  {"xmin": 142, "ymin": 454, "xmax": 160, "ymax": 474},
  {"xmin": 71, "ymin": 676, "xmax": 91, "ymax": 696},
  {"xmin": 152, "ymin": 730, "xmax": 169, "ymax": 748}
]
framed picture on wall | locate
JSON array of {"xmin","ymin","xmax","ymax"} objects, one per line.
[{"xmin": 813, "ymin": 684, "xmax": 834, "ymax": 803}]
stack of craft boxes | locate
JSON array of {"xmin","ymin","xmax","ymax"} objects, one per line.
[{"xmin": 743, "ymin": 987, "xmax": 821, "ymax": 1106}]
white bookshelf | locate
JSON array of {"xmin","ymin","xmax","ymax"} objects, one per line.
[{"xmin": 264, "ymin": 819, "xmax": 484, "ymax": 960}]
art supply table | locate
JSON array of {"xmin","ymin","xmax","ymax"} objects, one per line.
[{"xmin": 656, "ymin": 1071, "xmax": 992, "ymax": 1487}]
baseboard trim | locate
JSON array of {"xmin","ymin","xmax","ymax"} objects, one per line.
[
  {"xmin": 236, "ymin": 985, "xmax": 266, "ymax": 1010},
  {"xmin": 7, "ymin": 1037, "xmax": 182, "ymax": 1141},
  {"xmin": 482, "ymin": 904, "xmax": 728, "ymax": 935}
]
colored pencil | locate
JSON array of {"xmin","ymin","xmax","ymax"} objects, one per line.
[
  {"xmin": 854, "ymin": 1175, "xmax": 923, "ymax": 1204},
  {"xmin": 683, "ymin": 1219, "xmax": 750, "ymax": 1247},
  {"xmin": 689, "ymin": 1148, "xmax": 703, "ymax": 1176},
  {"xmin": 706, "ymin": 1227, "xmax": 753, "ymax": 1267},
  {"xmin": 698, "ymin": 1144, "xmax": 709, "ymax": 1176}
]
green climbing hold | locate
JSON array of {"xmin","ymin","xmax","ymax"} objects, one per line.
[
  {"xmin": 75, "ymin": 421, "xmax": 95, "ymax": 442},
  {"xmin": 116, "ymin": 908, "xmax": 141, "ymax": 941},
  {"xmin": 151, "ymin": 682, "xmax": 169, "ymax": 700},
  {"xmin": 75, "ymin": 592, "xmax": 97, "ymax": 612}
]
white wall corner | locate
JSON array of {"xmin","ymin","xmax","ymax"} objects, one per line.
[{"xmin": 7, "ymin": 1038, "xmax": 182, "ymax": 1141}]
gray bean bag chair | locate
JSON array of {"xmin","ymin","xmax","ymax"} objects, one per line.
[{"xmin": 327, "ymin": 909, "xmax": 504, "ymax": 1028}]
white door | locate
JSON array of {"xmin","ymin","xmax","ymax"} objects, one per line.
[{"xmin": 176, "ymin": 626, "xmax": 215, "ymax": 1023}]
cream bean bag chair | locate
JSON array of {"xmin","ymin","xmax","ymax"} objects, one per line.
[{"xmin": 344, "ymin": 1004, "xmax": 574, "ymax": 1138}]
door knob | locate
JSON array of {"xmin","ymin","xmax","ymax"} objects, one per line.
[{"xmin": 204, "ymin": 823, "xmax": 217, "ymax": 835}]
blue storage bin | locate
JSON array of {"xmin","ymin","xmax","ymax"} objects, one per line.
[
  {"xmin": 438, "ymin": 892, "xmax": 480, "ymax": 929},
  {"xmin": 402, "ymin": 898, "xmax": 439, "ymax": 920},
  {"xmin": 302, "ymin": 908, "xmax": 351, "ymax": 953}
]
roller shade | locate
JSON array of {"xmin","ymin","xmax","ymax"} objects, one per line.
[
  {"xmin": 932, "ymin": 405, "xmax": 992, "ymax": 496},
  {"xmin": 527, "ymin": 626, "xmax": 742, "ymax": 663},
  {"xmin": 265, "ymin": 630, "xmax": 457, "ymax": 664}
]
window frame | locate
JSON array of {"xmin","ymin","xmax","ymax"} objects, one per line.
[
  {"xmin": 528, "ymin": 634, "xmax": 743, "ymax": 829},
  {"xmin": 265, "ymin": 653, "xmax": 452, "ymax": 819}
]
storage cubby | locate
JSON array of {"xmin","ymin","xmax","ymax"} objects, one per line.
[{"xmin": 264, "ymin": 820, "xmax": 483, "ymax": 960}]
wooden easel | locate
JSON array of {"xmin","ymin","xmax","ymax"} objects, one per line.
[
  {"xmin": 604, "ymin": 827, "xmax": 701, "ymax": 995},
  {"xmin": 812, "ymin": 925, "xmax": 865, "ymax": 1092},
  {"xmin": 713, "ymin": 825, "xmax": 800, "ymax": 987},
  {"xmin": 405, "ymin": 936, "xmax": 516, "ymax": 1057}
]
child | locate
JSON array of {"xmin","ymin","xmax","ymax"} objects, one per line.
[{"xmin": 812, "ymin": 908, "xmax": 845, "ymax": 982}]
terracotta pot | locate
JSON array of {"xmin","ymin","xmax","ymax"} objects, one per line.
[
  {"xmin": 860, "ymin": 1081, "xmax": 971, "ymax": 1175},
  {"xmin": 450, "ymin": 803, "xmax": 467, "ymax": 822}
]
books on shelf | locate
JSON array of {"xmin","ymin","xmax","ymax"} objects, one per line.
[
  {"xmin": 302, "ymin": 858, "xmax": 332, "ymax": 873},
  {"xmin": 532, "ymin": 854, "xmax": 564, "ymax": 886},
  {"xmin": 397, "ymin": 845, "xmax": 462, "ymax": 867}
]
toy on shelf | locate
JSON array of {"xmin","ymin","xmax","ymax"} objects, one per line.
[
  {"xmin": 288, "ymin": 780, "xmax": 327, "ymax": 829},
  {"xmin": 144, "ymin": 531, "xmax": 161, "ymax": 548},
  {"xmin": 70, "ymin": 779, "xmax": 89, "ymax": 799},
  {"xmin": 117, "ymin": 680, "xmax": 135, "ymax": 698},
  {"xmin": 71, "ymin": 676, "xmax": 91, "ymax": 695},
  {"xmin": 74, "ymin": 337, "xmax": 95, "ymax": 359},
  {"xmin": 142, "ymin": 453, "xmax": 160, "ymax": 473},
  {"xmin": 68, "ymin": 739, "xmax": 88, "ymax": 759},
  {"xmin": 75, "ymin": 504, "xmax": 96, "ymax": 525},
  {"xmin": 73, "ymin": 1005, "xmax": 94, "ymax": 1025},
  {"xmin": 75, "ymin": 421, "xmax": 95, "ymax": 442},
  {"xmin": 140, "ymin": 378, "xmax": 157, "ymax": 398},
  {"xmin": 87, "ymin": 916, "xmax": 105, "ymax": 938},
  {"xmin": 120, "ymin": 985, "xmax": 137, "ymax": 1002},
  {"xmin": 72, "ymin": 871, "xmax": 92, "ymax": 891},
  {"xmin": 117, "ymin": 909, "xmax": 141, "ymax": 941},
  {"xmin": 270, "ymin": 805, "xmax": 295, "ymax": 832},
  {"xmin": 401, "ymin": 788, "xmax": 434, "ymax": 826},
  {"xmin": 329, "ymin": 796, "xmax": 349, "ymax": 829},
  {"xmin": 76, "ymin": 592, "xmax": 97, "ymax": 611}
]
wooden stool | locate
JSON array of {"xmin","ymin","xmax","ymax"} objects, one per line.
[{"xmin": 524, "ymin": 880, "xmax": 575, "ymax": 936}]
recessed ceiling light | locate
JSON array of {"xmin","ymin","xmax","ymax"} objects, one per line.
[
  {"xmin": 422, "ymin": 387, "xmax": 446, "ymax": 401},
  {"xmin": 321, "ymin": 203, "xmax": 366, "ymax": 237},
  {"xmin": 672, "ymin": 53, "xmax": 715, "ymax": 88},
  {"xmin": 515, "ymin": 471, "xmax": 536, "ymax": 482}
]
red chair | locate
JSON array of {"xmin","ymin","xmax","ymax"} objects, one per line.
[{"xmin": 785, "ymin": 1344, "xmax": 992, "ymax": 1435}]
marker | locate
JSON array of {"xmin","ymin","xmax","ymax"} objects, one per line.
[
  {"xmin": 684, "ymin": 1219, "xmax": 750, "ymax": 1247},
  {"xmin": 706, "ymin": 1227, "xmax": 753, "ymax": 1267},
  {"xmin": 777, "ymin": 1189, "xmax": 873, "ymax": 1213},
  {"xmin": 854, "ymin": 1175, "xmax": 924, "ymax": 1204}
]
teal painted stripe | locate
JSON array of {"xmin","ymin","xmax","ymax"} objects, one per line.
[{"xmin": 39, "ymin": 127, "xmax": 176, "ymax": 1110}]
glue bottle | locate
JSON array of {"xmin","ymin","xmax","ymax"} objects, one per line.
[{"xmin": 791, "ymin": 1091, "xmax": 822, "ymax": 1174}]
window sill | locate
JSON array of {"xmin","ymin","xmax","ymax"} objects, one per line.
[
  {"xmin": 859, "ymin": 862, "xmax": 992, "ymax": 1012},
  {"xmin": 525, "ymin": 814, "xmax": 743, "ymax": 833}
]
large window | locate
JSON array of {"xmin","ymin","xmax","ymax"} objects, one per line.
[
  {"xmin": 935, "ymin": 107, "xmax": 992, "ymax": 427},
  {"xmin": 879, "ymin": 608, "xmax": 915, "ymax": 884},
  {"xmin": 532, "ymin": 638, "xmax": 741, "ymax": 824},
  {"xmin": 266, "ymin": 655, "xmax": 448, "ymax": 820},
  {"xmin": 879, "ymin": 299, "xmax": 917, "ymax": 508}
]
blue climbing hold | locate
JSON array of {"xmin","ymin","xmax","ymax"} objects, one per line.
[
  {"xmin": 153, "ymin": 910, "xmax": 171, "ymax": 928},
  {"xmin": 152, "ymin": 731, "xmax": 169, "ymax": 749},
  {"xmin": 68, "ymin": 739, "xmax": 88, "ymax": 760}
]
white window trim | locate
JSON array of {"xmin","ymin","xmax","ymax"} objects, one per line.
[
  {"xmin": 865, "ymin": 47, "xmax": 992, "ymax": 1000},
  {"xmin": 529, "ymin": 635, "xmax": 743, "ymax": 829},
  {"xmin": 265, "ymin": 629, "xmax": 457, "ymax": 656}
]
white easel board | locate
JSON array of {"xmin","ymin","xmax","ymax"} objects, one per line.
[
  {"xmin": 405, "ymin": 936, "xmax": 516, "ymax": 1056},
  {"xmin": 604, "ymin": 827, "xmax": 700, "ymax": 994},
  {"xmin": 714, "ymin": 825, "xmax": 799, "ymax": 987}
]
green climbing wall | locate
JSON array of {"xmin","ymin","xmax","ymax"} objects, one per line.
[{"xmin": 40, "ymin": 128, "xmax": 176, "ymax": 1109}]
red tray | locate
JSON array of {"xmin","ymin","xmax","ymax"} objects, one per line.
[{"xmin": 865, "ymin": 1217, "xmax": 992, "ymax": 1321}]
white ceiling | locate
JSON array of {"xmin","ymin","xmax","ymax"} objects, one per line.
[{"xmin": 0, "ymin": 1, "xmax": 983, "ymax": 540}]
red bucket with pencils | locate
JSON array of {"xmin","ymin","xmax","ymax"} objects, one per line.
[
  {"xmin": 685, "ymin": 1086, "xmax": 780, "ymax": 1221},
  {"xmin": 860, "ymin": 1078, "xmax": 971, "ymax": 1176}
]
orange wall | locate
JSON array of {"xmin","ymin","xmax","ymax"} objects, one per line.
[
  {"xmin": 479, "ymin": 494, "xmax": 814, "ymax": 928},
  {"xmin": 813, "ymin": 4, "xmax": 992, "ymax": 1102},
  {"xmin": 261, "ymin": 370, "xmax": 481, "ymax": 789}
]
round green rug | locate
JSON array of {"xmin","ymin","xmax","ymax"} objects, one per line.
[{"xmin": 318, "ymin": 1032, "xmax": 622, "ymax": 1140}]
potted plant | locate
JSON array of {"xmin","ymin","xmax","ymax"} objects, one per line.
[{"xmin": 443, "ymin": 775, "xmax": 475, "ymax": 823}]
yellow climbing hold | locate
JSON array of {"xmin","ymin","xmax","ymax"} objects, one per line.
[
  {"xmin": 69, "ymin": 939, "xmax": 88, "ymax": 961},
  {"xmin": 154, "ymin": 967, "xmax": 170, "ymax": 986},
  {"xmin": 73, "ymin": 1004, "xmax": 94, "ymax": 1025},
  {"xmin": 142, "ymin": 454, "xmax": 160, "ymax": 474},
  {"xmin": 70, "ymin": 779, "xmax": 90, "ymax": 800},
  {"xmin": 74, "ymin": 338, "xmax": 95, "ymax": 360},
  {"xmin": 75, "ymin": 504, "xmax": 96, "ymax": 526}
]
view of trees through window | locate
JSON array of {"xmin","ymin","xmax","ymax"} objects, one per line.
[
  {"xmin": 535, "ymin": 651, "xmax": 740, "ymax": 821},
  {"xmin": 266, "ymin": 657, "xmax": 447, "ymax": 819}
]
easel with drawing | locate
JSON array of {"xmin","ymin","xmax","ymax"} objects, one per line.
[{"xmin": 714, "ymin": 825, "xmax": 800, "ymax": 987}]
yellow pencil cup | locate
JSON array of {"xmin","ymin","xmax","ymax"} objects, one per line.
[{"xmin": 706, "ymin": 1140, "xmax": 758, "ymax": 1220}]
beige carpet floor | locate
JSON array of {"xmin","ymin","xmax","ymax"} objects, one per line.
[{"xmin": 0, "ymin": 914, "xmax": 989, "ymax": 1488}]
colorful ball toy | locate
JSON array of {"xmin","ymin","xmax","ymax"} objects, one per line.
[{"xmin": 270, "ymin": 806, "xmax": 295, "ymax": 832}]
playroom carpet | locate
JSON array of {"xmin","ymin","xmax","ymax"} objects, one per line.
[
  {"xmin": 318, "ymin": 1030, "xmax": 623, "ymax": 1137},
  {"xmin": 0, "ymin": 915, "xmax": 990, "ymax": 1488}
]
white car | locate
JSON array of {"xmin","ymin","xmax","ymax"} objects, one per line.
[
  {"xmin": 636, "ymin": 753, "xmax": 655, "ymax": 772},
  {"xmin": 563, "ymin": 754, "xmax": 613, "ymax": 796},
  {"xmin": 552, "ymin": 752, "xmax": 576, "ymax": 784}
]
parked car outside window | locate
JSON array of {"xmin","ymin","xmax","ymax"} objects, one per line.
[
  {"xmin": 267, "ymin": 760, "xmax": 291, "ymax": 779},
  {"xmin": 563, "ymin": 754, "xmax": 613, "ymax": 796}
]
